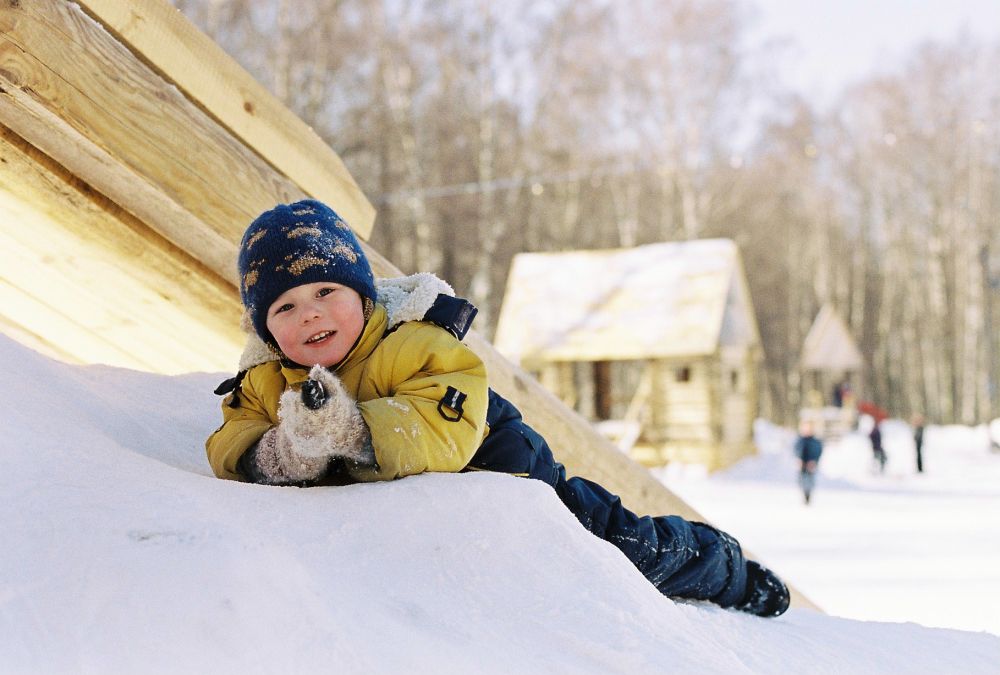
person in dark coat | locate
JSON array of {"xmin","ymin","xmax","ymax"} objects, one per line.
[
  {"xmin": 912, "ymin": 414, "xmax": 925, "ymax": 473},
  {"xmin": 207, "ymin": 199, "xmax": 791, "ymax": 618},
  {"xmin": 869, "ymin": 421, "xmax": 886, "ymax": 474},
  {"xmin": 832, "ymin": 379, "xmax": 852, "ymax": 408},
  {"xmin": 794, "ymin": 420, "xmax": 823, "ymax": 505}
]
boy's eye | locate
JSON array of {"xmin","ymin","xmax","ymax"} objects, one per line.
[
  {"xmin": 273, "ymin": 303, "xmax": 293, "ymax": 315},
  {"xmin": 317, "ymin": 287, "xmax": 336, "ymax": 297}
]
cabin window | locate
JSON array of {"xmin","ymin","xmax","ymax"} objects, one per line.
[{"xmin": 675, "ymin": 366, "xmax": 691, "ymax": 383}]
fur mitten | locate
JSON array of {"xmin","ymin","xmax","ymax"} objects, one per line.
[
  {"xmin": 276, "ymin": 365, "xmax": 376, "ymax": 466},
  {"xmin": 735, "ymin": 561, "xmax": 790, "ymax": 617},
  {"xmin": 243, "ymin": 427, "xmax": 330, "ymax": 484}
]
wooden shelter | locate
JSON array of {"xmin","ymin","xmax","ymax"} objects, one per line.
[
  {"xmin": 494, "ymin": 239, "xmax": 762, "ymax": 470},
  {"xmin": 801, "ymin": 304, "xmax": 862, "ymax": 371},
  {"xmin": 0, "ymin": 0, "xmax": 814, "ymax": 610},
  {"xmin": 799, "ymin": 304, "xmax": 863, "ymax": 439},
  {"xmin": 800, "ymin": 303, "xmax": 863, "ymax": 409}
]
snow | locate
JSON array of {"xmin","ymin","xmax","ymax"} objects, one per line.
[
  {"xmin": 658, "ymin": 418, "xmax": 1000, "ymax": 639},
  {"xmin": 2, "ymin": 333, "xmax": 998, "ymax": 673}
]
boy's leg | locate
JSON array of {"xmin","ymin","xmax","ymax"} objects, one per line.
[
  {"xmin": 470, "ymin": 391, "xmax": 788, "ymax": 615},
  {"xmin": 470, "ymin": 392, "xmax": 754, "ymax": 609},
  {"xmin": 554, "ymin": 471, "xmax": 748, "ymax": 607}
]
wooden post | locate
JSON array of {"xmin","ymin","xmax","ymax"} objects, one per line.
[{"xmin": 593, "ymin": 360, "xmax": 613, "ymax": 420}]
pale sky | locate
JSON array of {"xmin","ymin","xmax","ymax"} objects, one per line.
[{"xmin": 748, "ymin": 0, "xmax": 1000, "ymax": 106}]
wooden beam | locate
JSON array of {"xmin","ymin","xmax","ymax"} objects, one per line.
[
  {"xmin": 0, "ymin": 80, "xmax": 240, "ymax": 284},
  {"xmin": 73, "ymin": 0, "xmax": 375, "ymax": 239},
  {"xmin": 0, "ymin": 1, "xmax": 311, "ymax": 282},
  {"xmin": 0, "ymin": 123, "xmax": 244, "ymax": 374}
]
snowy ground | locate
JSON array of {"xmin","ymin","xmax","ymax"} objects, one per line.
[
  {"xmin": 657, "ymin": 418, "xmax": 1000, "ymax": 637},
  {"xmin": 2, "ymin": 333, "xmax": 998, "ymax": 673}
]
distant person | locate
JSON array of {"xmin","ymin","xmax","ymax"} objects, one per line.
[
  {"xmin": 912, "ymin": 414, "xmax": 925, "ymax": 473},
  {"xmin": 869, "ymin": 421, "xmax": 886, "ymax": 474},
  {"xmin": 794, "ymin": 420, "xmax": 823, "ymax": 505},
  {"xmin": 204, "ymin": 199, "xmax": 790, "ymax": 618},
  {"xmin": 832, "ymin": 379, "xmax": 853, "ymax": 408}
]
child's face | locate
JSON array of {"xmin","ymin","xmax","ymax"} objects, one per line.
[{"xmin": 265, "ymin": 282, "xmax": 365, "ymax": 368}]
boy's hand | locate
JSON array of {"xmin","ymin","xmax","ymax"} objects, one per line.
[
  {"xmin": 276, "ymin": 366, "xmax": 376, "ymax": 466},
  {"xmin": 736, "ymin": 561, "xmax": 790, "ymax": 617}
]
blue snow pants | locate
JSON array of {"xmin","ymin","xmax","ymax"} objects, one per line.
[{"xmin": 466, "ymin": 390, "xmax": 748, "ymax": 607}]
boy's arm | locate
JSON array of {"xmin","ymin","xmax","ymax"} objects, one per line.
[
  {"xmin": 205, "ymin": 366, "xmax": 280, "ymax": 480},
  {"xmin": 349, "ymin": 324, "xmax": 489, "ymax": 482}
]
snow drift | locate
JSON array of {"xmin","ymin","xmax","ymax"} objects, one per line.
[{"xmin": 1, "ymin": 334, "xmax": 997, "ymax": 673}]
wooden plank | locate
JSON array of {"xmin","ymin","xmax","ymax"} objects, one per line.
[
  {"xmin": 0, "ymin": 82, "xmax": 239, "ymax": 283},
  {"xmin": 0, "ymin": 276, "xmax": 158, "ymax": 370},
  {"xmin": 0, "ymin": 123, "xmax": 244, "ymax": 374},
  {"xmin": 0, "ymin": 1, "xmax": 308, "ymax": 281},
  {"xmin": 73, "ymin": 0, "xmax": 375, "ymax": 239}
]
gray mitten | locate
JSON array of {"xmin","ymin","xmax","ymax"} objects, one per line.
[
  {"xmin": 245, "ymin": 426, "xmax": 330, "ymax": 484},
  {"xmin": 276, "ymin": 365, "xmax": 376, "ymax": 466}
]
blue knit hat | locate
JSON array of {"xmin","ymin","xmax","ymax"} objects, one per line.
[{"xmin": 238, "ymin": 199, "xmax": 376, "ymax": 347}]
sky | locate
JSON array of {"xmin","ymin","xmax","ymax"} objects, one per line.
[
  {"xmin": 2, "ymin": 331, "xmax": 1000, "ymax": 672},
  {"xmin": 748, "ymin": 0, "xmax": 1000, "ymax": 106}
]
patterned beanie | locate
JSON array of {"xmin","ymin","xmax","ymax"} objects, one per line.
[{"xmin": 238, "ymin": 199, "xmax": 376, "ymax": 346}]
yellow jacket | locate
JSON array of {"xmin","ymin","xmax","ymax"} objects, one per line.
[{"xmin": 206, "ymin": 301, "xmax": 489, "ymax": 482}]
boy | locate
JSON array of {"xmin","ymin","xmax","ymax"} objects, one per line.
[{"xmin": 207, "ymin": 199, "xmax": 790, "ymax": 618}]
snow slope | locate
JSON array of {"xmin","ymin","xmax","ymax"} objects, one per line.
[{"xmin": 2, "ymin": 334, "xmax": 998, "ymax": 673}]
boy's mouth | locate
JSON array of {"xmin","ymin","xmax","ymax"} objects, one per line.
[{"xmin": 305, "ymin": 330, "xmax": 335, "ymax": 345}]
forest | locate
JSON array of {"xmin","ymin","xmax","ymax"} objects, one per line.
[{"xmin": 173, "ymin": 0, "xmax": 1000, "ymax": 425}]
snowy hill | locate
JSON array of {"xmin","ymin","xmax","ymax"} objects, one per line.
[{"xmin": 2, "ymin": 333, "xmax": 997, "ymax": 673}]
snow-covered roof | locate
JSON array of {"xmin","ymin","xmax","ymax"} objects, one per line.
[
  {"xmin": 494, "ymin": 239, "xmax": 758, "ymax": 364},
  {"xmin": 800, "ymin": 304, "xmax": 864, "ymax": 371}
]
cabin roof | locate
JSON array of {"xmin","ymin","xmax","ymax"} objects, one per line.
[
  {"xmin": 800, "ymin": 304, "xmax": 863, "ymax": 371},
  {"xmin": 494, "ymin": 239, "xmax": 758, "ymax": 365}
]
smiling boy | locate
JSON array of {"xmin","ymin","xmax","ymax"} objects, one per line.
[{"xmin": 206, "ymin": 199, "xmax": 790, "ymax": 618}]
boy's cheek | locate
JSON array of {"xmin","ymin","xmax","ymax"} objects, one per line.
[
  {"xmin": 267, "ymin": 319, "xmax": 292, "ymax": 349},
  {"xmin": 272, "ymin": 332, "xmax": 294, "ymax": 355}
]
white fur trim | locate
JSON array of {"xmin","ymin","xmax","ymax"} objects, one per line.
[
  {"xmin": 376, "ymin": 272, "xmax": 454, "ymax": 327},
  {"xmin": 235, "ymin": 273, "xmax": 455, "ymax": 371},
  {"xmin": 239, "ymin": 330, "xmax": 278, "ymax": 373}
]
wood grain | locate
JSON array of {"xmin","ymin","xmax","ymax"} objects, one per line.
[
  {"xmin": 74, "ymin": 0, "xmax": 375, "ymax": 239},
  {"xmin": 0, "ymin": 123, "xmax": 244, "ymax": 373},
  {"xmin": 0, "ymin": 1, "xmax": 308, "ymax": 279}
]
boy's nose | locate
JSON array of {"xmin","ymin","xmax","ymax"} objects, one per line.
[{"xmin": 300, "ymin": 304, "xmax": 321, "ymax": 323}]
